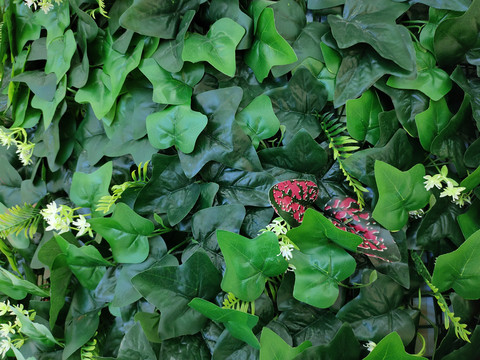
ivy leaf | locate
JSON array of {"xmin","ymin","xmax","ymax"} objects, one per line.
[
  {"xmin": 31, "ymin": 75, "xmax": 66, "ymax": 129},
  {"xmin": 236, "ymin": 95, "xmax": 280, "ymax": 149},
  {"xmin": 432, "ymin": 230, "xmax": 480, "ymax": 299},
  {"xmin": 179, "ymin": 87, "xmax": 262, "ymax": 178},
  {"xmin": 139, "ymin": 58, "xmax": 204, "ymax": 105},
  {"xmin": 217, "ymin": 230, "xmax": 288, "ymax": 301},
  {"xmin": 11, "ymin": 71, "xmax": 56, "ymax": 101},
  {"xmin": 134, "ymin": 154, "xmax": 201, "ymax": 225},
  {"xmin": 146, "ymin": 105, "xmax": 208, "ymax": 154},
  {"xmin": 287, "ymin": 208, "xmax": 363, "ymax": 252},
  {"xmin": 337, "ymin": 272, "xmax": 417, "ymax": 345},
  {"xmin": 387, "ymin": 44, "xmax": 452, "ymax": 101},
  {"xmin": 54, "ymin": 234, "xmax": 112, "ymax": 290},
  {"xmin": 119, "ymin": 0, "xmax": 202, "ymax": 39},
  {"xmin": 188, "ymin": 297, "xmax": 260, "ymax": 349},
  {"xmin": 329, "ymin": 0, "xmax": 415, "ymax": 71},
  {"xmin": 346, "ymin": 89, "xmax": 382, "ymax": 145},
  {"xmin": 245, "ymin": 7, "xmax": 297, "ymax": 82},
  {"xmin": 265, "ymin": 68, "xmax": 328, "ymax": 143},
  {"xmin": 415, "ymin": 97, "xmax": 452, "ymax": 151},
  {"xmin": 364, "ymin": 332, "xmax": 426, "ymax": 359},
  {"xmin": 132, "ymin": 251, "xmax": 221, "ymax": 340},
  {"xmin": 259, "ymin": 327, "xmax": 312, "ymax": 360},
  {"xmin": 289, "ymin": 244, "xmax": 356, "ymax": 309},
  {"xmin": 182, "ymin": 18, "xmax": 245, "ymax": 77},
  {"xmin": 70, "ymin": 161, "xmax": 112, "ymax": 216},
  {"xmin": 45, "ymin": 29, "xmax": 76, "ymax": 83},
  {"xmin": 89, "ymin": 203, "xmax": 154, "ymax": 264},
  {"xmin": 433, "ymin": 0, "xmax": 480, "ymax": 66},
  {"xmin": 372, "ymin": 161, "xmax": 430, "ymax": 231}
]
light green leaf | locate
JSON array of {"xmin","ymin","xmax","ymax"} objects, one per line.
[
  {"xmin": 245, "ymin": 7, "xmax": 297, "ymax": 82},
  {"xmin": 146, "ymin": 105, "xmax": 208, "ymax": 154},
  {"xmin": 182, "ymin": 18, "xmax": 245, "ymax": 77},
  {"xmin": 217, "ymin": 230, "xmax": 288, "ymax": 301},
  {"xmin": 364, "ymin": 332, "xmax": 427, "ymax": 360},
  {"xmin": 70, "ymin": 161, "xmax": 112, "ymax": 215},
  {"xmin": 259, "ymin": 327, "xmax": 311, "ymax": 360},
  {"xmin": 372, "ymin": 161, "xmax": 430, "ymax": 231},
  {"xmin": 0, "ymin": 268, "xmax": 49, "ymax": 300},
  {"xmin": 236, "ymin": 95, "xmax": 279, "ymax": 148},
  {"xmin": 346, "ymin": 89, "xmax": 382, "ymax": 145},
  {"xmin": 188, "ymin": 297, "xmax": 260, "ymax": 349},
  {"xmin": 432, "ymin": 230, "xmax": 480, "ymax": 299},
  {"xmin": 89, "ymin": 203, "xmax": 154, "ymax": 264}
]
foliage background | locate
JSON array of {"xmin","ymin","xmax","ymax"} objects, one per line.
[{"xmin": 0, "ymin": 0, "xmax": 480, "ymax": 358}]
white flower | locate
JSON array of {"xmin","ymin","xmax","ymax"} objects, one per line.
[
  {"xmin": 0, "ymin": 301, "xmax": 10, "ymax": 316},
  {"xmin": 440, "ymin": 183, "xmax": 465, "ymax": 202},
  {"xmin": 40, "ymin": 202, "xmax": 60, "ymax": 220},
  {"xmin": 24, "ymin": 0, "xmax": 37, "ymax": 9},
  {"xmin": 364, "ymin": 340, "xmax": 376, "ymax": 352},
  {"xmin": 423, "ymin": 174, "xmax": 443, "ymax": 191},
  {"xmin": 0, "ymin": 338, "xmax": 12, "ymax": 358},
  {"xmin": 16, "ymin": 141, "xmax": 34, "ymax": 166},
  {"xmin": 72, "ymin": 215, "xmax": 92, "ymax": 237},
  {"xmin": 279, "ymin": 240, "xmax": 294, "ymax": 261},
  {"xmin": 454, "ymin": 193, "xmax": 472, "ymax": 208},
  {"xmin": 0, "ymin": 322, "xmax": 15, "ymax": 337},
  {"xmin": 409, "ymin": 209, "xmax": 425, "ymax": 219},
  {"xmin": 39, "ymin": 0, "xmax": 53, "ymax": 13},
  {"xmin": 263, "ymin": 218, "xmax": 290, "ymax": 236}
]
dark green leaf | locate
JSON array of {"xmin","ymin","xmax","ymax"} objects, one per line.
[{"xmin": 116, "ymin": 322, "xmax": 157, "ymax": 360}]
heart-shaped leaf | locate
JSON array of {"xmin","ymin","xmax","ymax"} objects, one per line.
[
  {"xmin": 269, "ymin": 180, "xmax": 319, "ymax": 227},
  {"xmin": 415, "ymin": 97, "xmax": 452, "ymax": 151},
  {"xmin": 217, "ymin": 230, "xmax": 288, "ymax": 301},
  {"xmin": 364, "ymin": 332, "xmax": 427, "ymax": 360},
  {"xmin": 372, "ymin": 161, "xmax": 430, "ymax": 231},
  {"xmin": 245, "ymin": 7, "xmax": 297, "ymax": 82},
  {"xmin": 182, "ymin": 18, "xmax": 245, "ymax": 77},
  {"xmin": 346, "ymin": 89, "xmax": 382, "ymax": 145},
  {"xmin": 146, "ymin": 105, "xmax": 207, "ymax": 154},
  {"xmin": 89, "ymin": 203, "xmax": 154, "ymax": 264},
  {"xmin": 259, "ymin": 327, "xmax": 312, "ymax": 360}
]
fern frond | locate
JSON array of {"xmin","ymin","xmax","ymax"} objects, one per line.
[
  {"xmin": 320, "ymin": 113, "xmax": 367, "ymax": 208},
  {"xmin": 222, "ymin": 292, "xmax": 255, "ymax": 315},
  {"xmin": 0, "ymin": 204, "xmax": 41, "ymax": 239},
  {"xmin": 81, "ymin": 332, "xmax": 99, "ymax": 360},
  {"xmin": 97, "ymin": 0, "xmax": 109, "ymax": 18},
  {"xmin": 411, "ymin": 251, "xmax": 471, "ymax": 343}
]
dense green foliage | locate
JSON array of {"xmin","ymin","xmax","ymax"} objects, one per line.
[{"xmin": 0, "ymin": 0, "xmax": 480, "ymax": 359}]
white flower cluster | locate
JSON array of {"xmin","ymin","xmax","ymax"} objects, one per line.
[
  {"xmin": 261, "ymin": 218, "xmax": 296, "ymax": 262},
  {"xmin": 0, "ymin": 127, "xmax": 35, "ymax": 166},
  {"xmin": 364, "ymin": 340, "xmax": 376, "ymax": 352},
  {"xmin": 423, "ymin": 165, "xmax": 471, "ymax": 207},
  {"xmin": 24, "ymin": 0, "xmax": 60, "ymax": 14},
  {"xmin": 40, "ymin": 201, "xmax": 93, "ymax": 237},
  {"xmin": 0, "ymin": 301, "xmax": 35, "ymax": 358}
]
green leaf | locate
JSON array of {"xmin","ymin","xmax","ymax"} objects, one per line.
[
  {"xmin": 387, "ymin": 44, "xmax": 452, "ymax": 101},
  {"xmin": 119, "ymin": 0, "xmax": 202, "ymax": 39},
  {"xmin": 11, "ymin": 71, "xmax": 56, "ymax": 101},
  {"xmin": 54, "ymin": 234, "xmax": 112, "ymax": 290},
  {"xmin": 117, "ymin": 322, "xmax": 157, "ymax": 360},
  {"xmin": 134, "ymin": 154, "xmax": 201, "ymax": 225},
  {"xmin": 146, "ymin": 105, "xmax": 208, "ymax": 154},
  {"xmin": 295, "ymin": 323, "xmax": 361, "ymax": 360},
  {"xmin": 337, "ymin": 272, "xmax": 417, "ymax": 345},
  {"xmin": 30, "ymin": 76, "xmax": 67, "ymax": 129},
  {"xmin": 412, "ymin": 0, "xmax": 470, "ymax": 11},
  {"xmin": 132, "ymin": 251, "xmax": 221, "ymax": 339},
  {"xmin": 236, "ymin": 95, "xmax": 279, "ymax": 149},
  {"xmin": 259, "ymin": 327, "xmax": 311, "ymax": 360},
  {"xmin": 188, "ymin": 297, "xmax": 260, "ymax": 349},
  {"xmin": 89, "ymin": 203, "xmax": 154, "ymax": 264},
  {"xmin": 10, "ymin": 306, "xmax": 60, "ymax": 348},
  {"xmin": 45, "ymin": 29, "xmax": 76, "ymax": 83},
  {"xmin": 329, "ymin": 0, "xmax": 415, "ymax": 71},
  {"xmin": 270, "ymin": 0, "xmax": 306, "ymax": 44},
  {"xmin": 458, "ymin": 200, "xmax": 480, "ymax": 240},
  {"xmin": 182, "ymin": 18, "xmax": 245, "ymax": 77},
  {"xmin": 245, "ymin": 7, "xmax": 297, "ymax": 82},
  {"xmin": 364, "ymin": 332, "xmax": 426, "ymax": 359},
  {"xmin": 0, "ymin": 268, "xmax": 48, "ymax": 300},
  {"xmin": 432, "ymin": 229, "xmax": 480, "ymax": 299},
  {"xmin": 289, "ymin": 244, "xmax": 356, "ymax": 309},
  {"xmin": 415, "ymin": 97, "xmax": 452, "ymax": 151},
  {"xmin": 70, "ymin": 161, "xmax": 112, "ymax": 215},
  {"xmin": 217, "ymin": 230, "xmax": 288, "ymax": 301},
  {"xmin": 434, "ymin": 0, "xmax": 480, "ymax": 66},
  {"xmin": 372, "ymin": 161, "xmax": 430, "ymax": 231},
  {"xmin": 451, "ymin": 66, "xmax": 480, "ymax": 128},
  {"xmin": 346, "ymin": 89, "xmax": 382, "ymax": 145},
  {"xmin": 179, "ymin": 87, "xmax": 262, "ymax": 178},
  {"xmin": 287, "ymin": 209, "xmax": 363, "ymax": 252},
  {"xmin": 258, "ymin": 129, "xmax": 328, "ymax": 176},
  {"xmin": 265, "ymin": 68, "xmax": 328, "ymax": 143},
  {"xmin": 139, "ymin": 58, "xmax": 204, "ymax": 105}
]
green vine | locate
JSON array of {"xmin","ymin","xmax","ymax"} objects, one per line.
[
  {"xmin": 411, "ymin": 251, "xmax": 471, "ymax": 343},
  {"xmin": 320, "ymin": 113, "xmax": 368, "ymax": 208}
]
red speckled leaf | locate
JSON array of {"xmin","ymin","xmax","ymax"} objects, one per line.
[
  {"xmin": 324, "ymin": 197, "xmax": 401, "ymax": 262},
  {"xmin": 269, "ymin": 180, "xmax": 319, "ymax": 227}
]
